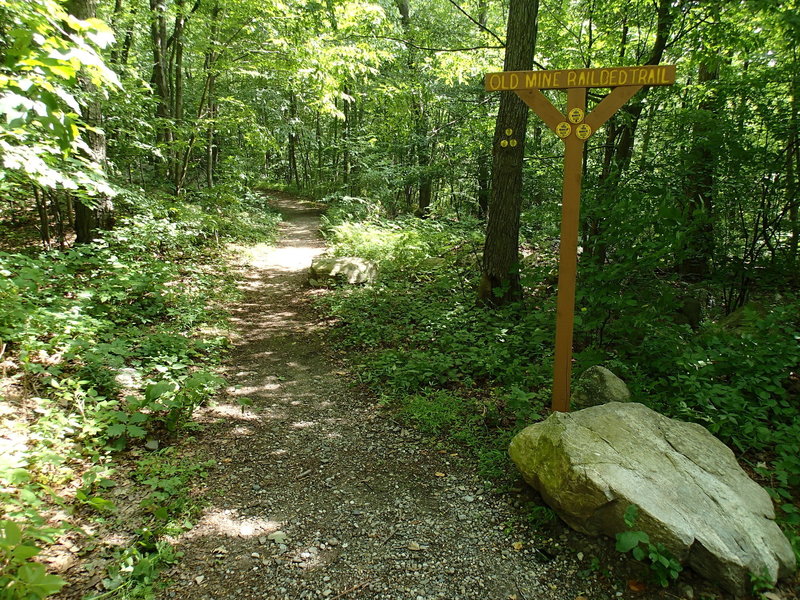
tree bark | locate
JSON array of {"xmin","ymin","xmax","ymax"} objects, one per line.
[
  {"xmin": 788, "ymin": 53, "xmax": 799, "ymax": 277},
  {"xmin": 66, "ymin": 0, "xmax": 114, "ymax": 243},
  {"xmin": 584, "ymin": 0, "xmax": 673, "ymax": 264},
  {"xmin": 678, "ymin": 60, "xmax": 719, "ymax": 279},
  {"xmin": 396, "ymin": 0, "xmax": 434, "ymax": 216},
  {"xmin": 475, "ymin": 0, "xmax": 490, "ymax": 219},
  {"xmin": 150, "ymin": 0, "xmax": 173, "ymax": 177},
  {"xmin": 477, "ymin": 0, "xmax": 539, "ymax": 305},
  {"xmin": 287, "ymin": 91, "xmax": 300, "ymax": 188}
]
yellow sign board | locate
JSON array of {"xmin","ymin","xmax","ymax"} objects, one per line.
[{"xmin": 485, "ymin": 65, "xmax": 676, "ymax": 92}]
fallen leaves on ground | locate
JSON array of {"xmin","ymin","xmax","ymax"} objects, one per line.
[{"xmin": 627, "ymin": 579, "xmax": 647, "ymax": 592}]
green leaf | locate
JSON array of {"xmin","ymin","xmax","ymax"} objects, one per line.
[
  {"xmin": 0, "ymin": 520, "xmax": 23, "ymax": 547},
  {"xmin": 129, "ymin": 412, "xmax": 149, "ymax": 424},
  {"xmin": 623, "ymin": 504, "xmax": 639, "ymax": 528},
  {"xmin": 615, "ymin": 530, "xmax": 649, "ymax": 553},
  {"xmin": 106, "ymin": 422, "xmax": 126, "ymax": 437},
  {"xmin": 127, "ymin": 424, "xmax": 147, "ymax": 438},
  {"xmin": 16, "ymin": 562, "xmax": 66, "ymax": 597},
  {"xmin": 86, "ymin": 496, "xmax": 116, "ymax": 512},
  {"xmin": 146, "ymin": 380, "xmax": 176, "ymax": 402},
  {"xmin": 13, "ymin": 544, "xmax": 42, "ymax": 560},
  {"xmin": 7, "ymin": 468, "xmax": 32, "ymax": 484}
]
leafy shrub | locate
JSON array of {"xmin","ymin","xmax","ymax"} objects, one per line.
[
  {"xmin": 321, "ymin": 213, "xmax": 482, "ymax": 274},
  {"xmin": 0, "ymin": 520, "xmax": 65, "ymax": 600},
  {"xmin": 0, "ymin": 189, "xmax": 278, "ymax": 598},
  {"xmin": 615, "ymin": 505, "xmax": 682, "ymax": 587}
]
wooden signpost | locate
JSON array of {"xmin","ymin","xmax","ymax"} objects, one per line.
[{"xmin": 484, "ymin": 64, "xmax": 676, "ymax": 413}]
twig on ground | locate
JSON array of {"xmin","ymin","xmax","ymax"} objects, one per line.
[
  {"xmin": 380, "ymin": 528, "xmax": 397, "ymax": 546},
  {"xmin": 514, "ymin": 578, "xmax": 529, "ymax": 600},
  {"xmin": 330, "ymin": 580, "xmax": 373, "ymax": 600}
]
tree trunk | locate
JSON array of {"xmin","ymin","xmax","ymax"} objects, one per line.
[
  {"xmin": 34, "ymin": 186, "xmax": 50, "ymax": 249},
  {"xmin": 477, "ymin": 0, "xmax": 539, "ymax": 306},
  {"xmin": 678, "ymin": 61, "xmax": 719, "ymax": 279},
  {"xmin": 67, "ymin": 0, "xmax": 114, "ymax": 243},
  {"xmin": 287, "ymin": 92, "xmax": 300, "ymax": 188},
  {"xmin": 342, "ymin": 84, "xmax": 352, "ymax": 189},
  {"xmin": 584, "ymin": 0, "xmax": 673, "ymax": 264},
  {"xmin": 476, "ymin": 0, "xmax": 490, "ymax": 219},
  {"xmin": 396, "ymin": 0, "xmax": 434, "ymax": 216},
  {"xmin": 477, "ymin": 157, "xmax": 490, "ymax": 218},
  {"xmin": 788, "ymin": 54, "xmax": 799, "ymax": 277},
  {"xmin": 110, "ymin": 0, "xmax": 135, "ymax": 66},
  {"xmin": 150, "ymin": 0, "xmax": 173, "ymax": 183}
]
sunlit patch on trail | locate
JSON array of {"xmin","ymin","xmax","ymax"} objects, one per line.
[
  {"xmin": 232, "ymin": 383, "xmax": 282, "ymax": 395},
  {"xmin": 203, "ymin": 403, "xmax": 261, "ymax": 421},
  {"xmin": 178, "ymin": 510, "xmax": 282, "ymax": 541},
  {"xmin": 246, "ymin": 245, "xmax": 324, "ymax": 273}
]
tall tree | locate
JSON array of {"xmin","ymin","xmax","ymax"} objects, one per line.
[
  {"xmin": 679, "ymin": 59, "xmax": 719, "ymax": 278},
  {"xmin": 582, "ymin": 0, "xmax": 675, "ymax": 264},
  {"xmin": 395, "ymin": 0, "xmax": 434, "ymax": 216},
  {"xmin": 66, "ymin": 0, "xmax": 114, "ymax": 243},
  {"xmin": 478, "ymin": 0, "xmax": 539, "ymax": 305}
]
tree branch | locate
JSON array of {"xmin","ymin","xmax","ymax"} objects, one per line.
[
  {"xmin": 446, "ymin": 0, "xmax": 505, "ymax": 47},
  {"xmin": 350, "ymin": 34, "xmax": 502, "ymax": 53}
]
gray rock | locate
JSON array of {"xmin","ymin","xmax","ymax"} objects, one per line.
[
  {"xmin": 308, "ymin": 256, "xmax": 377, "ymax": 286},
  {"xmin": 570, "ymin": 365, "xmax": 631, "ymax": 409},
  {"xmin": 508, "ymin": 402, "xmax": 796, "ymax": 595},
  {"xmin": 267, "ymin": 531, "xmax": 288, "ymax": 544}
]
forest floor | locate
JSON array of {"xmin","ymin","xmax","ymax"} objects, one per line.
[{"xmin": 155, "ymin": 194, "xmax": 708, "ymax": 600}]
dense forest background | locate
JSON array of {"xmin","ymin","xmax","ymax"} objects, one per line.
[{"xmin": 1, "ymin": 0, "xmax": 799, "ymax": 597}]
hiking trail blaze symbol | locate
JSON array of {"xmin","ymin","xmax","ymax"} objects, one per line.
[{"xmin": 484, "ymin": 64, "xmax": 676, "ymax": 413}]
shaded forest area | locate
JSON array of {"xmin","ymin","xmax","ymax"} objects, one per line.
[{"xmin": 1, "ymin": 0, "xmax": 799, "ymax": 598}]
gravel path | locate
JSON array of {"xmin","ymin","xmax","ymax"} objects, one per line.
[{"xmin": 158, "ymin": 194, "xmax": 653, "ymax": 600}]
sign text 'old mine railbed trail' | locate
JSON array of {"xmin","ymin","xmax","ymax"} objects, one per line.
[{"xmin": 484, "ymin": 64, "xmax": 676, "ymax": 413}]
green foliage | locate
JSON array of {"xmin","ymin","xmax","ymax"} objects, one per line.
[
  {"xmin": 320, "ymin": 274, "xmax": 553, "ymax": 394},
  {"xmin": 615, "ymin": 505, "xmax": 682, "ymax": 587},
  {"xmin": 321, "ymin": 208, "xmax": 483, "ymax": 274},
  {"xmin": 749, "ymin": 568, "xmax": 777, "ymax": 599},
  {"xmin": 93, "ymin": 539, "xmax": 182, "ymax": 600},
  {"xmin": 0, "ymin": 0, "xmax": 119, "ymax": 195},
  {"xmin": 604, "ymin": 298, "xmax": 800, "ymax": 551},
  {"xmin": 527, "ymin": 505, "xmax": 556, "ymax": 528},
  {"xmin": 135, "ymin": 448, "xmax": 213, "ymax": 528},
  {"xmin": 82, "ymin": 450, "xmax": 212, "ymax": 599},
  {"xmin": 0, "ymin": 188, "xmax": 277, "ymax": 597},
  {"xmin": 0, "ymin": 465, "xmax": 67, "ymax": 600},
  {"xmin": 0, "ymin": 520, "xmax": 66, "ymax": 600}
]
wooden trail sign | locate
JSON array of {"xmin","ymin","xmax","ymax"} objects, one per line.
[{"xmin": 484, "ymin": 64, "xmax": 676, "ymax": 413}]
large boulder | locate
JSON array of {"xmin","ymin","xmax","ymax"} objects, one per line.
[
  {"xmin": 309, "ymin": 256, "xmax": 377, "ymax": 287},
  {"xmin": 509, "ymin": 402, "xmax": 796, "ymax": 595},
  {"xmin": 570, "ymin": 365, "xmax": 631, "ymax": 409}
]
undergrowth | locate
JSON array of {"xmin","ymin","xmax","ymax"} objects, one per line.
[
  {"xmin": 0, "ymin": 187, "xmax": 280, "ymax": 598},
  {"xmin": 317, "ymin": 198, "xmax": 800, "ymax": 564}
]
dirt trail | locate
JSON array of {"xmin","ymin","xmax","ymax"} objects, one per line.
[{"xmin": 160, "ymin": 193, "xmax": 595, "ymax": 600}]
